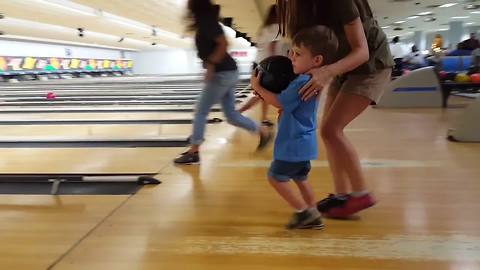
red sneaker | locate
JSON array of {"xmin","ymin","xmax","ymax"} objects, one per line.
[{"xmin": 325, "ymin": 193, "xmax": 376, "ymax": 219}]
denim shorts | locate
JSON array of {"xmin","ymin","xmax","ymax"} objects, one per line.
[{"xmin": 268, "ymin": 160, "xmax": 311, "ymax": 182}]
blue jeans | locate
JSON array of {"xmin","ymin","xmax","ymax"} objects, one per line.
[{"xmin": 190, "ymin": 70, "xmax": 259, "ymax": 145}]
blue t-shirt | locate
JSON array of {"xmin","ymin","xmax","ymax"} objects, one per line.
[{"xmin": 274, "ymin": 74, "xmax": 319, "ymax": 162}]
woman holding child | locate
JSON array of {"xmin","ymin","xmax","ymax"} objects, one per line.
[{"xmin": 277, "ymin": 0, "xmax": 394, "ymax": 219}]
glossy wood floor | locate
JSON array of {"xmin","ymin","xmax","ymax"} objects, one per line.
[{"xmin": 1, "ymin": 96, "xmax": 479, "ymax": 270}]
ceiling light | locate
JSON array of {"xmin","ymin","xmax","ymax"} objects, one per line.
[
  {"xmin": 381, "ymin": 26, "xmax": 390, "ymax": 29},
  {"xmin": 107, "ymin": 18, "xmax": 150, "ymax": 32},
  {"xmin": 452, "ymin": 16, "xmax": 470, "ymax": 19},
  {"xmin": 465, "ymin": 4, "xmax": 480, "ymax": 10},
  {"xmin": 35, "ymin": 0, "xmax": 95, "ymax": 16},
  {"xmin": 466, "ymin": 22, "xmax": 475, "ymax": 25},
  {"xmin": 103, "ymin": 13, "xmax": 182, "ymax": 40},
  {"xmin": 439, "ymin": 3, "xmax": 458, "ymax": 8},
  {"xmin": 418, "ymin": 11, "xmax": 433, "ymax": 16},
  {"xmin": 470, "ymin": 11, "xmax": 480, "ymax": 14},
  {"xmin": 395, "ymin": 20, "xmax": 406, "ymax": 24},
  {"xmin": 437, "ymin": 28, "xmax": 448, "ymax": 31},
  {"xmin": 407, "ymin": 16, "xmax": 419, "ymax": 19}
]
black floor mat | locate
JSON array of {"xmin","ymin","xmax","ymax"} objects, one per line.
[
  {"xmin": 0, "ymin": 181, "xmax": 144, "ymax": 195},
  {"xmin": 0, "ymin": 138, "xmax": 189, "ymax": 148}
]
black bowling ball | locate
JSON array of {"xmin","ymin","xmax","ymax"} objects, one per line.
[{"xmin": 257, "ymin": 56, "xmax": 297, "ymax": 93}]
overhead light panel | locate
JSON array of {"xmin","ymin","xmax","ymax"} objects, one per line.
[
  {"xmin": 407, "ymin": 16, "xmax": 419, "ymax": 20},
  {"xmin": 418, "ymin": 11, "xmax": 433, "ymax": 16},
  {"xmin": 394, "ymin": 20, "xmax": 406, "ymax": 24},
  {"xmin": 439, "ymin": 3, "xmax": 458, "ymax": 8},
  {"xmin": 452, "ymin": 16, "xmax": 470, "ymax": 19},
  {"xmin": 465, "ymin": 4, "xmax": 480, "ymax": 10},
  {"xmin": 35, "ymin": 0, "xmax": 95, "ymax": 16},
  {"xmin": 103, "ymin": 13, "xmax": 182, "ymax": 40}
]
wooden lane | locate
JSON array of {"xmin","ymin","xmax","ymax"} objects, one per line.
[
  {"xmin": 2, "ymin": 98, "xmax": 479, "ymax": 269},
  {"xmin": 47, "ymin": 105, "xmax": 480, "ymax": 269},
  {"xmin": 0, "ymin": 147, "xmax": 184, "ymax": 174},
  {"xmin": 0, "ymin": 111, "xmax": 223, "ymax": 121}
]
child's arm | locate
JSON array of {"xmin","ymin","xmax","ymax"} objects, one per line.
[
  {"xmin": 250, "ymin": 72, "xmax": 283, "ymax": 109},
  {"xmin": 238, "ymin": 96, "xmax": 261, "ymax": 113}
]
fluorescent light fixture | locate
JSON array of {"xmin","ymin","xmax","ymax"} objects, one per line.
[
  {"xmin": 381, "ymin": 26, "xmax": 390, "ymax": 29},
  {"xmin": 418, "ymin": 11, "xmax": 433, "ymax": 16},
  {"xmin": 466, "ymin": 22, "xmax": 475, "ymax": 25},
  {"xmin": 439, "ymin": 3, "xmax": 458, "ymax": 8},
  {"xmin": 437, "ymin": 28, "xmax": 448, "ymax": 31},
  {"xmin": 471, "ymin": 11, "xmax": 480, "ymax": 14},
  {"xmin": 102, "ymin": 12, "xmax": 183, "ymax": 41},
  {"xmin": 407, "ymin": 16, "xmax": 419, "ymax": 19},
  {"xmin": 0, "ymin": 17, "xmax": 155, "ymax": 49},
  {"xmin": 395, "ymin": 20, "xmax": 406, "ymax": 24},
  {"xmin": 35, "ymin": 0, "xmax": 95, "ymax": 16},
  {"xmin": 451, "ymin": 16, "xmax": 469, "ymax": 19},
  {"xmin": 107, "ymin": 18, "xmax": 150, "ymax": 32}
]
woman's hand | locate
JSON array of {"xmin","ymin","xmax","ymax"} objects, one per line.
[
  {"xmin": 204, "ymin": 63, "xmax": 215, "ymax": 82},
  {"xmin": 299, "ymin": 66, "xmax": 335, "ymax": 101}
]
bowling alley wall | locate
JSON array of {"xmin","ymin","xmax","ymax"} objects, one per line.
[{"xmin": 0, "ymin": 39, "xmax": 134, "ymax": 74}]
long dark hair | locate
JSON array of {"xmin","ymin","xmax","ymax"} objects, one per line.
[
  {"xmin": 186, "ymin": 0, "xmax": 220, "ymax": 32},
  {"xmin": 277, "ymin": 0, "xmax": 327, "ymax": 38},
  {"xmin": 277, "ymin": 0, "xmax": 374, "ymax": 38},
  {"xmin": 263, "ymin": 5, "xmax": 278, "ymax": 27}
]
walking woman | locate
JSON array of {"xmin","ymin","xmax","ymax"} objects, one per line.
[
  {"xmin": 175, "ymin": 0, "xmax": 272, "ymax": 164},
  {"xmin": 277, "ymin": 0, "xmax": 394, "ymax": 218}
]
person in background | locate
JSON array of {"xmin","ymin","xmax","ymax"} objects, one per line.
[
  {"xmin": 403, "ymin": 45, "xmax": 425, "ymax": 70},
  {"xmin": 390, "ymin": 36, "xmax": 406, "ymax": 76},
  {"xmin": 239, "ymin": 5, "xmax": 287, "ymax": 126},
  {"xmin": 459, "ymin": 32, "xmax": 480, "ymax": 51},
  {"xmin": 174, "ymin": 0, "xmax": 272, "ymax": 165}
]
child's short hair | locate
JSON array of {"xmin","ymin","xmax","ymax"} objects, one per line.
[{"xmin": 292, "ymin": 25, "xmax": 339, "ymax": 65}]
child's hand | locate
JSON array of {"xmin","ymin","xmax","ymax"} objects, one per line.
[{"xmin": 250, "ymin": 70, "xmax": 262, "ymax": 90}]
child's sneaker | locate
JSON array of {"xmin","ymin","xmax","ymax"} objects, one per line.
[
  {"xmin": 300, "ymin": 217, "xmax": 324, "ymax": 230},
  {"xmin": 173, "ymin": 151, "xmax": 200, "ymax": 164},
  {"xmin": 316, "ymin": 193, "xmax": 349, "ymax": 213},
  {"xmin": 285, "ymin": 208, "xmax": 321, "ymax": 229},
  {"xmin": 325, "ymin": 193, "xmax": 376, "ymax": 219}
]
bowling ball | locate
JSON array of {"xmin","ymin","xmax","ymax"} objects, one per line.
[
  {"xmin": 46, "ymin": 92, "xmax": 56, "ymax": 100},
  {"xmin": 455, "ymin": 73, "xmax": 471, "ymax": 83},
  {"xmin": 439, "ymin": 71, "xmax": 448, "ymax": 81},
  {"xmin": 445, "ymin": 72, "xmax": 458, "ymax": 81},
  {"xmin": 257, "ymin": 55, "xmax": 297, "ymax": 93},
  {"xmin": 470, "ymin": 73, "xmax": 480, "ymax": 83}
]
